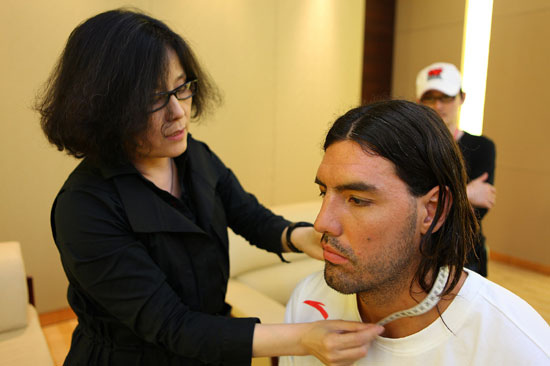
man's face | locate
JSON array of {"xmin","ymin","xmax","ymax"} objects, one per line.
[
  {"xmin": 419, "ymin": 90, "xmax": 464, "ymax": 129},
  {"xmin": 314, "ymin": 140, "xmax": 422, "ymax": 296}
]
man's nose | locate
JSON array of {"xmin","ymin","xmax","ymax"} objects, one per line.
[
  {"xmin": 433, "ymin": 99, "xmax": 445, "ymax": 110},
  {"xmin": 314, "ymin": 195, "xmax": 342, "ymax": 237}
]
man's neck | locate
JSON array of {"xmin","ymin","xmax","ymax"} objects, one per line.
[
  {"xmin": 356, "ymin": 270, "xmax": 468, "ymax": 338},
  {"xmin": 447, "ymin": 124, "xmax": 464, "ymax": 141}
]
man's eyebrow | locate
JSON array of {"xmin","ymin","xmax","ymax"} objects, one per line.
[
  {"xmin": 314, "ymin": 177, "xmax": 377, "ymax": 192},
  {"xmin": 314, "ymin": 177, "xmax": 326, "ymax": 187}
]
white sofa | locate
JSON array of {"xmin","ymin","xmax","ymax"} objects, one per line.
[
  {"xmin": 226, "ymin": 201, "xmax": 324, "ymax": 365},
  {"xmin": 0, "ymin": 241, "xmax": 54, "ymax": 366}
]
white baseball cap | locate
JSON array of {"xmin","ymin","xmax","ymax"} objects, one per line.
[{"xmin": 416, "ymin": 62, "xmax": 462, "ymax": 99}]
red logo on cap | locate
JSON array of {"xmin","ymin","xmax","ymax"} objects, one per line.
[
  {"xmin": 304, "ymin": 300, "xmax": 328, "ymax": 319},
  {"xmin": 427, "ymin": 68, "xmax": 443, "ymax": 80},
  {"xmin": 428, "ymin": 68, "xmax": 443, "ymax": 77}
]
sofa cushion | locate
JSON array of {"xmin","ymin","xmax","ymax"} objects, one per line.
[
  {"xmin": 0, "ymin": 305, "xmax": 54, "ymax": 366},
  {"xmin": 229, "ymin": 200, "xmax": 321, "ymax": 278},
  {"xmin": 233, "ymin": 257, "xmax": 324, "ymax": 305},
  {"xmin": 226, "ymin": 280, "xmax": 286, "ymax": 324},
  {"xmin": 228, "ymin": 230, "xmax": 307, "ymax": 278}
]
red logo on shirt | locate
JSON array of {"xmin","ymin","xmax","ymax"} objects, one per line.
[
  {"xmin": 427, "ymin": 68, "xmax": 443, "ymax": 80},
  {"xmin": 304, "ymin": 300, "xmax": 328, "ymax": 319}
]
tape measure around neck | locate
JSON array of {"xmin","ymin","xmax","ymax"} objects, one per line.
[{"xmin": 377, "ymin": 266, "xmax": 450, "ymax": 326}]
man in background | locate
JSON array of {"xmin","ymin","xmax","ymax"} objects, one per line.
[
  {"xmin": 417, "ymin": 62, "xmax": 495, "ymax": 277},
  {"xmin": 281, "ymin": 101, "xmax": 548, "ymax": 365}
]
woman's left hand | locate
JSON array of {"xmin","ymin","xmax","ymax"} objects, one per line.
[{"xmin": 283, "ymin": 225, "xmax": 323, "ymax": 260}]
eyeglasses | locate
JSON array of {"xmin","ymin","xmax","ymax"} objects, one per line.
[
  {"xmin": 420, "ymin": 94, "xmax": 456, "ymax": 105},
  {"xmin": 149, "ymin": 79, "xmax": 198, "ymax": 113}
]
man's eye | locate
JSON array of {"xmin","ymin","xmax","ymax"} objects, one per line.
[
  {"xmin": 318, "ymin": 191, "xmax": 326, "ymax": 197},
  {"xmin": 348, "ymin": 197, "xmax": 371, "ymax": 206}
]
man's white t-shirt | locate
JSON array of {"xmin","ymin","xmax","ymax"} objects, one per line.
[{"xmin": 280, "ymin": 269, "xmax": 550, "ymax": 365}]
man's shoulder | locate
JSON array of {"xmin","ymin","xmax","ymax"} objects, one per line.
[
  {"xmin": 461, "ymin": 270, "xmax": 550, "ymax": 357},
  {"xmin": 477, "ymin": 273, "xmax": 547, "ymax": 326},
  {"xmin": 468, "ymin": 271, "xmax": 536, "ymax": 309},
  {"xmin": 460, "ymin": 131, "xmax": 495, "ymax": 149},
  {"xmin": 463, "ymin": 270, "xmax": 541, "ymax": 318}
]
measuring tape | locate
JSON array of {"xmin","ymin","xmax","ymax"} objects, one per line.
[{"xmin": 377, "ymin": 266, "xmax": 449, "ymax": 326}]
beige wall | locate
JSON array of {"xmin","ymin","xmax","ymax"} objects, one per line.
[
  {"xmin": 0, "ymin": 1, "xmax": 365, "ymax": 312},
  {"xmin": 393, "ymin": 0, "xmax": 550, "ymax": 267},
  {"xmin": 482, "ymin": 0, "xmax": 550, "ymax": 266}
]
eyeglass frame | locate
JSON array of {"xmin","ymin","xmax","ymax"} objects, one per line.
[
  {"xmin": 420, "ymin": 90, "xmax": 463, "ymax": 105},
  {"xmin": 149, "ymin": 79, "xmax": 198, "ymax": 113}
]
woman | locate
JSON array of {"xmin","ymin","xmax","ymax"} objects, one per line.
[{"xmin": 37, "ymin": 9, "xmax": 381, "ymax": 366}]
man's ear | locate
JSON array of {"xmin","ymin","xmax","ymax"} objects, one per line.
[
  {"xmin": 459, "ymin": 91, "xmax": 466, "ymax": 105},
  {"xmin": 419, "ymin": 186, "xmax": 452, "ymax": 234}
]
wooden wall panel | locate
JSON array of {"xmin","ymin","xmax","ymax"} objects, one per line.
[{"xmin": 362, "ymin": 0, "xmax": 396, "ymax": 104}]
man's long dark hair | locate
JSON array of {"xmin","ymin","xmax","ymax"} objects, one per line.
[
  {"xmin": 36, "ymin": 9, "xmax": 219, "ymax": 165},
  {"xmin": 324, "ymin": 100, "xmax": 478, "ymax": 295}
]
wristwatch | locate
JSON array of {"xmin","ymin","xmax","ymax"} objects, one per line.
[{"xmin": 285, "ymin": 221, "xmax": 313, "ymax": 253}]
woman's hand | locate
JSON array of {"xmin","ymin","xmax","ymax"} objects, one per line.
[
  {"xmin": 300, "ymin": 320, "xmax": 383, "ymax": 365},
  {"xmin": 253, "ymin": 321, "xmax": 383, "ymax": 365},
  {"xmin": 283, "ymin": 225, "xmax": 323, "ymax": 260}
]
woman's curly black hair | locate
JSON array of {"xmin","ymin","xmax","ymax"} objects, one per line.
[{"xmin": 36, "ymin": 8, "xmax": 219, "ymax": 165}]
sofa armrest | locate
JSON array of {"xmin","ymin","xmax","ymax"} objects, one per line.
[
  {"xmin": 0, "ymin": 242, "xmax": 28, "ymax": 332},
  {"xmin": 226, "ymin": 279, "xmax": 286, "ymax": 324}
]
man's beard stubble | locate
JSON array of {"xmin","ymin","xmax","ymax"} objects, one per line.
[{"xmin": 323, "ymin": 205, "xmax": 419, "ymax": 305}]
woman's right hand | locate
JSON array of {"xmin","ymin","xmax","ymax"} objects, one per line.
[
  {"xmin": 300, "ymin": 320, "xmax": 384, "ymax": 366},
  {"xmin": 253, "ymin": 321, "xmax": 383, "ymax": 365}
]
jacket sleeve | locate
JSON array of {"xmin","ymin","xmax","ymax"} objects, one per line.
[
  {"xmin": 472, "ymin": 137, "xmax": 496, "ymax": 185},
  {"xmin": 469, "ymin": 137, "xmax": 496, "ymax": 220},
  {"xmin": 53, "ymin": 187, "xmax": 258, "ymax": 365},
  {"xmin": 207, "ymin": 150, "xmax": 291, "ymax": 254}
]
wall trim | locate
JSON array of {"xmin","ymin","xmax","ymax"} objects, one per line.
[
  {"xmin": 39, "ymin": 307, "xmax": 76, "ymax": 326},
  {"xmin": 490, "ymin": 250, "xmax": 550, "ymax": 276}
]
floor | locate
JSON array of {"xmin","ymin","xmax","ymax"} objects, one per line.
[
  {"xmin": 43, "ymin": 318, "xmax": 77, "ymax": 365},
  {"xmin": 42, "ymin": 260, "xmax": 550, "ymax": 366}
]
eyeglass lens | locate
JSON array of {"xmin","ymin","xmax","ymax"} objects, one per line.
[
  {"xmin": 421, "ymin": 95, "xmax": 456, "ymax": 104},
  {"xmin": 150, "ymin": 80, "xmax": 197, "ymax": 113}
]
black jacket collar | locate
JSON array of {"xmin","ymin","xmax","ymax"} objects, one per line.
[{"xmin": 104, "ymin": 135, "xmax": 220, "ymax": 238}]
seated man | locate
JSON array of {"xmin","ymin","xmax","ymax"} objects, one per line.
[{"xmin": 281, "ymin": 101, "xmax": 549, "ymax": 365}]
